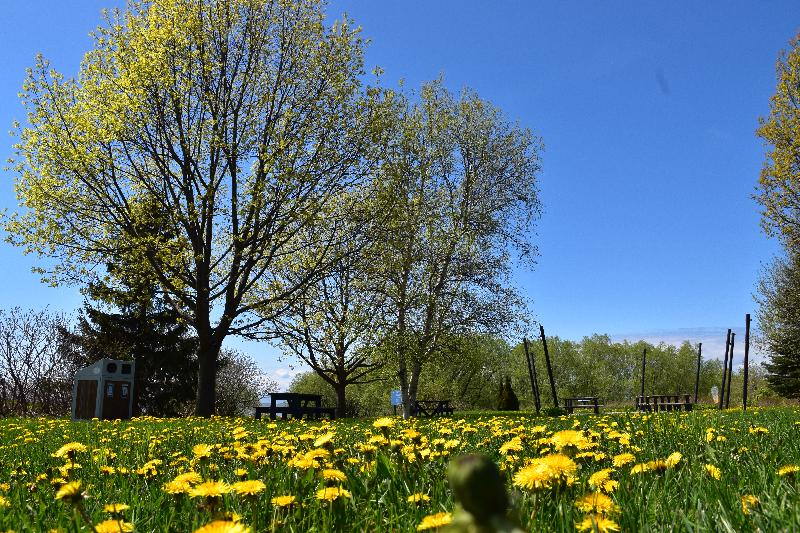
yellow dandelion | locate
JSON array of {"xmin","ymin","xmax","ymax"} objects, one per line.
[
  {"xmin": 574, "ymin": 492, "xmax": 619, "ymax": 515},
  {"xmin": 53, "ymin": 442, "xmax": 87, "ymax": 458},
  {"xmin": 373, "ymin": 417, "xmax": 396, "ymax": 430},
  {"xmin": 164, "ymin": 480, "xmax": 192, "ymax": 495},
  {"xmin": 778, "ymin": 465, "xmax": 800, "ymax": 477},
  {"xmin": 316, "ymin": 487, "xmax": 352, "ymax": 502},
  {"xmin": 588, "ymin": 469, "xmax": 618, "ymax": 493},
  {"xmin": 407, "ymin": 493, "xmax": 430, "ymax": 504},
  {"xmin": 193, "ymin": 520, "xmax": 250, "ymax": 533},
  {"xmin": 103, "ymin": 503, "xmax": 130, "ymax": 514},
  {"xmin": 513, "ymin": 454, "xmax": 577, "ymax": 490},
  {"xmin": 230, "ymin": 480, "xmax": 265, "ymax": 497},
  {"xmin": 0, "ymin": 495, "xmax": 9, "ymax": 508},
  {"xmin": 741, "ymin": 494, "xmax": 759, "ymax": 515},
  {"xmin": 54, "ymin": 481, "xmax": 83, "ymax": 503},
  {"xmin": 417, "ymin": 512, "xmax": 453, "ymax": 531},
  {"xmin": 94, "ymin": 520, "xmax": 134, "ymax": 533},
  {"xmin": 630, "ymin": 463, "xmax": 650, "ymax": 475},
  {"xmin": 189, "ymin": 480, "xmax": 230, "ymax": 499},
  {"xmin": 549, "ymin": 429, "xmax": 588, "ymax": 451},
  {"xmin": 748, "ymin": 427, "xmax": 769, "ymax": 435},
  {"xmin": 192, "ymin": 444, "xmax": 214, "ymax": 459},
  {"xmin": 271, "ymin": 495, "xmax": 296, "ymax": 507},
  {"xmin": 499, "ymin": 438, "xmax": 524, "ymax": 455},
  {"xmin": 665, "ymin": 452, "xmax": 682, "ymax": 468},
  {"xmin": 322, "ymin": 469, "xmax": 347, "ymax": 482},
  {"xmin": 173, "ymin": 471, "xmax": 202, "ymax": 485},
  {"xmin": 314, "ymin": 433, "xmax": 334, "ymax": 448},
  {"xmin": 612, "ymin": 453, "xmax": 635, "ymax": 467},
  {"xmin": 576, "ymin": 514, "xmax": 620, "ymax": 533},
  {"xmin": 704, "ymin": 464, "xmax": 721, "ymax": 480}
]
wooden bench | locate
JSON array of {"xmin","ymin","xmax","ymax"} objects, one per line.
[
  {"xmin": 563, "ymin": 397, "xmax": 602, "ymax": 414},
  {"xmin": 255, "ymin": 393, "xmax": 336, "ymax": 420},
  {"xmin": 411, "ymin": 399, "xmax": 454, "ymax": 417},
  {"xmin": 636, "ymin": 394, "xmax": 692, "ymax": 412}
]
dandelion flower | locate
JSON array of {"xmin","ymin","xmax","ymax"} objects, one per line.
[
  {"xmin": 576, "ymin": 514, "xmax": 620, "ymax": 532},
  {"xmin": 103, "ymin": 503, "xmax": 130, "ymax": 514},
  {"xmin": 314, "ymin": 433, "xmax": 334, "ymax": 448},
  {"xmin": 231, "ymin": 480, "xmax": 266, "ymax": 497},
  {"xmin": 193, "ymin": 520, "xmax": 250, "ymax": 533},
  {"xmin": 54, "ymin": 481, "xmax": 83, "ymax": 503},
  {"xmin": 173, "ymin": 471, "xmax": 202, "ymax": 485},
  {"xmin": 164, "ymin": 480, "xmax": 192, "ymax": 495},
  {"xmin": 53, "ymin": 442, "xmax": 87, "ymax": 458},
  {"xmin": 322, "ymin": 469, "xmax": 347, "ymax": 482},
  {"xmin": 741, "ymin": 494, "xmax": 759, "ymax": 515},
  {"xmin": 271, "ymin": 495, "xmax": 296, "ymax": 508},
  {"xmin": 0, "ymin": 496, "xmax": 9, "ymax": 508},
  {"xmin": 190, "ymin": 480, "xmax": 230, "ymax": 499},
  {"xmin": 612, "ymin": 453, "xmax": 635, "ymax": 467},
  {"xmin": 574, "ymin": 492, "xmax": 619, "ymax": 515},
  {"xmin": 407, "ymin": 493, "xmax": 430, "ymax": 504},
  {"xmin": 588, "ymin": 469, "xmax": 618, "ymax": 493},
  {"xmin": 417, "ymin": 512, "xmax": 453, "ymax": 531},
  {"xmin": 549, "ymin": 430, "xmax": 588, "ymax": 451},
  {"xmin": 665, "ymin": 452, "xmax": 682, "ymax": 468},
  {"xmin": 95, "ymin": 520, "xmax": 134, "ymax": 533},
  {"xmin": 192, "ymin": 444, "xmax": 214, "ymax": 459},
  {"xmin": 513, "ymin": 454, "xmax": 577, "ymax": 490},
  {"xmin": 316, "ymin": 487, "xmax": 352, "ymax": 502},
  {"xmin": 778, "ymin": 465, "xmax": 799, "ymax": 477},
  {"xmin": 704, "ymin": 464, "xmax": 721, "ymax": 480},
  {"xmin": 373, "ymin": 417, "xmax": 396, "ymax": 430}
]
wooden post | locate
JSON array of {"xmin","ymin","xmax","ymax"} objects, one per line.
[
  {"xmin": 539, "ymin": 325, "xmax": 559, "ymax": 409},
  {"xmin": 694, "ymin": 343, "xmax": 702, "ymax": 404},
  {"xmin": 719, "ymin": 329, "xmax": 731, "ymax": 410},
  {"xmin": 725, "ymin": 332, "xmax": 735, "ymax": 409},
  {"xmin": 522, "ymin": 337, "xmax": 541, "ymax": 413},
  {"xmin": 743, "ymin": 314, "xmax": 751, "ymax": 410},
  {"xmin": 640, "ymin": 348, "xmax": 647, "ymax": 399}
]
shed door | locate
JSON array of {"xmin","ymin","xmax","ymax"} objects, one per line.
[
  {"xmin": 75, "ymin": 380, "xmax": 98, "ymax": 419},
  {"xmin": 101, "ymin": 381, "xmax": 131, "ymax": 420}
]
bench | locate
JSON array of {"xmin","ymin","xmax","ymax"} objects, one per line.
[
  {"xmin": 563, "ymin": 397, "xmax": 602, "ymax": 414},
  {"xmin": 411, "ymin": 399, "xmax": 454, "ymax": 417},
  {"xmin": 256, "ymin": 392, "xmax": 336, "ymax": 420},
  {"xmin": 636, "ymin": 394, "xmax": 692, "ymax": 412}
]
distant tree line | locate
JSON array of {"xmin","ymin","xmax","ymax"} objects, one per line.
[{"xmin": 289, "ymin": 333, "xmax": 778, "ymax": 416}]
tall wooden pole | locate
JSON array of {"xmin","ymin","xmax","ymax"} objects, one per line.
[
  {"xmin": 725, "ymin": 332, "xmax": 735, "ymax": 409},
  {"xmin": 719, "ymin": 329, "xmax": 731, "ymax": 410},
  {"xmin": 694, "ymin": 343, "xmax": 702, "ymax": 404},
  {"xmin": 522, "ymin": 337, "xmax": 541, "ymax": 413},
  {"xmin": 640, "ymin": 348, "xmax": 647, "ymax": 398},
  {"xmin": 743, "ymin": 314, "xmax": 751, "ymax": 410},
  {"xmin": 539, "ymin": 325, "xmax": 559, "ymax": 409}
]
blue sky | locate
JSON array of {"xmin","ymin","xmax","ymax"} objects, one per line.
[{"xmin": 0, "ymin": 2, "xmax": 796, "ymax": 388}]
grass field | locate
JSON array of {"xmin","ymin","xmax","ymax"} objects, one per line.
[{"xmin": 0, "ymin": 407, "xmax": 798, "ymax": 532}]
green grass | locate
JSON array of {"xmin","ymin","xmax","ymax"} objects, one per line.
[{"xmin": 0, "ymin": 408, "xmax": 798, "ymax": 532}]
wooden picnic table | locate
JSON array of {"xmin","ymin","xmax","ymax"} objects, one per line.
[
  {"xmin": 411, "ymin": 399, "xmax": 454, "ymax": 417},
  {"xmin": 563, "ymin": 397, "xmax": 602, "ymax": 414},
  {"xmin": 255, "ymin": 392, "xmax": 336, "ymax": 420}
]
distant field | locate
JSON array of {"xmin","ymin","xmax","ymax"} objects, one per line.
[{"xmin": 0, "ymin": 408, "xmax": 798, "ymax": 532}]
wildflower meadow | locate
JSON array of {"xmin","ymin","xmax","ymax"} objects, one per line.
[{"xmin": 0, "ymin": 408, "xmax": 798, "ymax": 532}]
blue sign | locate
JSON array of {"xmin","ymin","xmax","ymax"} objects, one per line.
[{"xmin": 390, "ymin": 389, "xmax": 402, "ymax": 406}]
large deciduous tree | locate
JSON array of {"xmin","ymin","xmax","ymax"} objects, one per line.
[
  {"xmin": 755, "ymin": 32, "xmax": 800, "ymax": 398},
  {"xmin": 4, "ymin": 0, "xmax": 375, "ymax": 415},
  {"xmin": 377, "ymin": 81, "xmax": 541, "ymax": 417}
]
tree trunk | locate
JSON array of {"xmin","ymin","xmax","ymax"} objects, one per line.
[
  {"xmin": 408, "ymin": 360, "xmax": 422, "ymax": 416},
  {"xmin": 195, "ymin": 334, "xmax": 222, "ymax": 417},
  {"xmin": 335, "ymin": 382, "xmax": 347, "ymax": 419},
  {"xmin": 399, "ymin": 361, "xmax": 411, "ymax": 418}
]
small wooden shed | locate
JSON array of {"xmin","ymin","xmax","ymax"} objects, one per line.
[{"xmin": 71, "ymin": 358, "xmax": 135, "ymax": 420}]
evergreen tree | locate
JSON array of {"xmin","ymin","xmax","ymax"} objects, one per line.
[
  {"xmin": 62, "ymin": 279, "xmax": 199, "ymax": 416},
  {"xmin": 756, "ymin": 252, "xmax": 800, "ymax": 398}
]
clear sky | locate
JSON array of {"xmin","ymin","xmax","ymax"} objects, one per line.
[{"xmin": 0, "ymin": 2, "xmax": 797, "ymax": 388}]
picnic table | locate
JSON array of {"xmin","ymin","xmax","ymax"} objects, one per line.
[
  {"xmin": 563, "ymin": 397, "xmax": 602, "ymax": 414},
  {"xmin": 411, "ymin": 399, "xmax": 454, "ymax": 417},
  {"xmin": 255, "ymin": 393, "xmax": 336, "ymax": 420},
  {"xmin": 636, "ymin": 394, "xmax": 692, "ymax": 412}
]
